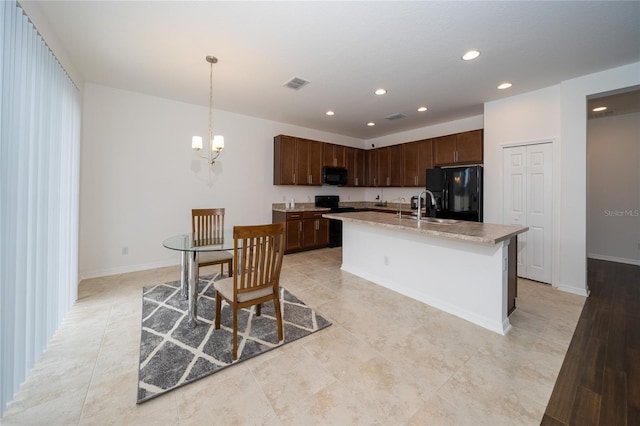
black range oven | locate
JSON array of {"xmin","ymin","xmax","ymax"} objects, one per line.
[{"xmin": 315, "ymin": 195, "xmax": 355, "ymax": 247}]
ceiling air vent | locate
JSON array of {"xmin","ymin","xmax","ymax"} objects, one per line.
[
  {"xmin": 283, "ymin": 76, "xmax": 310, "ymax": 90},
  {"xmin": 384, "ymin": 113, "xmax": 406, "ymax": 121},
  {"xmin": 588, "ymin": 110, "xmax": 615, "ymax": 119}
]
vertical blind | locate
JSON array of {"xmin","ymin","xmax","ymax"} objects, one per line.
[{"xmin": 0, "ymin": 1, "xmax": 81, "ymax": 415}]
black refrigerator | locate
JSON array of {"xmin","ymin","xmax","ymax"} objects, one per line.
[{"xmin": 426, "ymin": 165, "xmax": 483, "ymax": 222}]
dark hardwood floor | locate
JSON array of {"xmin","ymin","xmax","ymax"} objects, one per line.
[{"xmin": 542, "ymin": 259, "xmax": 640, "ymax": 425}]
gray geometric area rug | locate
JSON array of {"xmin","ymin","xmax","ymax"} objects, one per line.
[{"xmin": 137, "ymin": 275, "xmax": 331, "ymax": 403}]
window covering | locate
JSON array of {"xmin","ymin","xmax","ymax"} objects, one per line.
[{"xmin": 0, "ymin": 1, "xmax": 81, "ymax": 415}]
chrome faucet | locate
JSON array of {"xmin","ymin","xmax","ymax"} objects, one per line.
[
  {"xmin": 416, "ymin": 190, "xmax": 436, "ymax": 222},
  {"xmin": 389, "ymin": 197, "xmax": 406, "ymax": 218}
]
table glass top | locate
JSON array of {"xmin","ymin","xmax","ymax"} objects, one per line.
[{"xmin": 163, "ymin": 229, "xmax": 237, "ymax": 252}]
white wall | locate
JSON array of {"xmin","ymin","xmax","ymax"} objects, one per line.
[
  {"xmin": 484, "ymin": 62, "xmax": 640, "ymax": 296},
  {"xmin": 79, "ymin": 83, "xmax": 365, "ymax": 279},
  {"xmin": 366, "ymin": 115, "xmax": 484, "ymax": 148},
  {"xmin": 587, "ymin": 112, "xmax": 640, "ymax": 265},
  {"xmin": 484, "ymin": 85, "xmax": 561, "ymax": 224},
  {"xmin": 80, "ymin": 84, "xmax": 486, "ymax": 278}
]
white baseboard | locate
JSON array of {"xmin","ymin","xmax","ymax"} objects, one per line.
[
  {"xmin": 79, "ymin": 259, "xmax": 179, "ymax": 281},
  {"xmin": 554, "ymin": 284, "xmax": 590, "ymax": 297},
  {"xmin": 588, "ymin": 253, "xmax": 640, "ymax": 267}
]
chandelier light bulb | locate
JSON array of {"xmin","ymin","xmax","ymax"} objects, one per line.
[
  {"xmin": 192, "ymin": 136, "xmax": 203, "ymax": 150},
  {"xmin": 212, "ymin": 135, "xmax": 225, "ymax": 150}
]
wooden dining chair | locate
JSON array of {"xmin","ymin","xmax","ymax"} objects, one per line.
[
  {"xmin": 191, "ymin": 208, "xmax": 233, "ymax": 277},
  {"xmin": 214, "ymin": 222, "xmax": 286, "ymax": 360}
]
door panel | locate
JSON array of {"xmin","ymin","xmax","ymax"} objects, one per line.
[
  {"xmin": 525, "ymin": 143, "xmax": 552, "ymax": 283},
  {"xmin": 504, "ymin": 147, "xmax": 527, "ymax": 274},
  {"xmin": 503, "ymin": 143, "xmax": 553, "ymax": 283}
]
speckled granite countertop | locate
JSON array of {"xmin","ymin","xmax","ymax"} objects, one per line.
[
  {"xmin": 323, "ymin": 211, "xmax": 528, "ymax": 245},
  {"xmin": 272, "ymin": 203, "xmax": 331, "ymax": 213},
  {"xmin": 272, "ymin": 202, "xmax": 413, "ymax": 213}
]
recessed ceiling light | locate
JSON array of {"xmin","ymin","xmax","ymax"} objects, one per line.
[
  {"xmin": 462, "ymin": 50, "xmax": 480, "ymax": 61},
  {"xmin": 374, "ymin": 88, "xmax": 387, "ymax": 95},
  {"xmin": 325, "ymin": 110, "xmax": 335, "ymax": 116},
  {"xmin": 417, "ymin": 106, "xmax": 428, "ymax": 112},
  {"xmin": 367, "ymin": 122, "xmax": 376, "ymax": 126},
  {"xmin": 592, "ymin": 106, "xmax": 607, "ymax": 112},
  {"xmin": 497, "ymin": 82, "xmax": 513, "ymax": 90}
]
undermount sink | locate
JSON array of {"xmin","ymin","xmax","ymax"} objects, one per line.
[
  {"xmin": 402, "ymin": 215, "xmax": 459, "ymax": 224},
  {"xmin": 422, "ymin": 218, "xmax": 459, "ymax": 224}
]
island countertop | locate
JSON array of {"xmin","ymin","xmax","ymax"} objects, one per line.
[{"xmin": 323, "ymin": 211, "xmax": 528, "ymax": 245}]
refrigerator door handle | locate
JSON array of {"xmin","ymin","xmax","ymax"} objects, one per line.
[{"xmin": 443, "ymin": 180, "xmax": 448, "ymax": 210}]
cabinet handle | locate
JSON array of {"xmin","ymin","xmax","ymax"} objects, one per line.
[
  {"xmin": 374, "ymin": 178, "xmax": 377, "ymax": 186},
  {"xmin": 315, "ymin": 219, "xmax": 319, "ymax": 230},
  {"xmin": 299, "ymin": 222, "xmax": 302, "ymax": 232},
  {"xmin": 293, "ymin": 173, "xmax": 296, "ymax": 184},
  {"xmin": 386, "ymin": 177, "xmax": 390, "ymax": 186},
  {"xmin": 355, "ymin": 177, "xmax": 359, "ymax": 186},
  {"xmin": 308, "ymin": 174, "xmax": 312, "ymax": 184}
]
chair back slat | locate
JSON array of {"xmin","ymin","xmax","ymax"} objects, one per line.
[
  {"xmin": 192, "ymin": 208, "xmax": 225, "ymax": 246},
  {"xmin": 233, "ymin": 223, "xmax": 285, "ymax": 296}
]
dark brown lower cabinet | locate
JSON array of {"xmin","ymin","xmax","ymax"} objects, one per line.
[
  {"xmin": 272, "ymin": 210, "xmax": 329, "ymax": 254},
  {"xmin": 508, "ymin": 236, "xmax": 517, "ymax": 315}
]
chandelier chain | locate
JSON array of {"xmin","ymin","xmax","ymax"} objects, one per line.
[{"xmin": 208, "ymin": 59, "xmax": 213, "ymax": 144}]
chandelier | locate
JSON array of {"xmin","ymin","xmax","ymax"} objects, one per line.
[{"xmin": 192, "ymin": 55, "xmax": 224, "ymax": 165}]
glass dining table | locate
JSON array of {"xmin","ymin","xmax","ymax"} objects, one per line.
[{"xmin": 163, "ymin": 230, "xmax": 238, "ymax": 328}]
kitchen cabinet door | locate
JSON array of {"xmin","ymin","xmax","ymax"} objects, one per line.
[
  {"xmin": 316, "ymin": 217, "xmax": 329, "ymax": 246},
  {"xmin": 286, "ymin": 219, "xmax": 303, "ymax": 251},
  {"xmin": 455, "ymin": 130, "xmax": 483, "ymax": 164},
  {"xmin": 388, "ymin": 144, "xmax": 404, "ymax": 187},
  {"xmin": 345, "ymin": 147, "xmax": 365, "ymax": 187},
  {"xmin": 273, "ymin": 135, "xmax": 297, "ymax": 185},
  {"xmin": 323, "ymin": 143, "xmax": 337, "ymax": 167},
  {"xmin": 294, "ymin": 139, "xmax": 310, "ymax": 185},
  {"xmin": 295, "ymin": 138, "xmax": 323, "ymax": 185},
  {"xmin": 377, "ymin": 147, "xmax": 390, "ymax": 187},
  {"xmin": 364, "ymin": 149, "xmax": 379, "ymax": 187},
  {"xmin": 434, "ymin": 135, "xmax": 457, "ymax": 165},
  {"xmin": 307, "ymin": 140, "xmax": 324, "ymax": 185},
  {"xmin": 402, "ymin": 141, "xmax": 420, "ymax": 186},
  {"xmin": 403, "ymin": 140, "xmax": 432, "ymax": 187},
  {"xmin": 274, "ymin": 211, "xmax": 304, "ymax": 252},
  {"xmin": 302, "ymin": 218, "xmax": 316, "ymax": 248},
  {"xmin": 434, "ymin": 131, "xmax": 483, "ymax": 166},
  {"xmin": 302, "ymin": 212, "xmax": 329, "ymax": 248},
  {"xmin": 274, "ymin": 136, "xmax": 323, "ymax": 186},
  {"xmin": 416, "ymin": 139, "xmax": 433, "ymax": 187},
  {"xmin": 324, "ymin": 144, "xmax": 346, "ymax": 168}
]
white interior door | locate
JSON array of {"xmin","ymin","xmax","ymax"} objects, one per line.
[{"xmin": 503, "ymin": 143, "xmax": 553, "ymax": 283}]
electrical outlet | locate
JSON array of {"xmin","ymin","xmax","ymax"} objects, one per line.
[
  {"xmin": 121, "ymin": 246, "xmax": 129, "ymax": 255},
  {"xmin": 384, "ymin": 255, "xmax": 389, "ymax": 266},
  {"xmin": 282, "ymin": 195, "xmax": 286, "ymax": 201}
]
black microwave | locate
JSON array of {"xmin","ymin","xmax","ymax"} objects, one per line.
[{"xmin": 322, "ymin": 167, "xmax": 348, "ymax": 186}]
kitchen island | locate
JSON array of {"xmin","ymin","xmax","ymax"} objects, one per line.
[{"xmin": 323, "ymin": 211, "xmax": 528, "ymax": 335}]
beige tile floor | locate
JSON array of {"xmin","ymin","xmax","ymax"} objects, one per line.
[{"xmin": 1, "ymin": 248, "xmax": 586, "ymax": 426}]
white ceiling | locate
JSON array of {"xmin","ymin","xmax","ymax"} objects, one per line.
[{"xmin": 27, "ymin": 1, "xmax": 640, "ymax": 139}]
